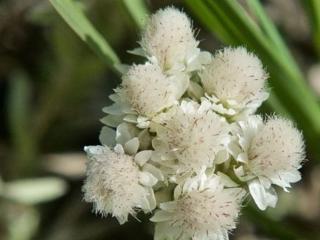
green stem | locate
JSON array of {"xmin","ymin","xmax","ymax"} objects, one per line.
[{"xmin": 122, "ymin": 0, "xmax": 148, "ymax": 29}]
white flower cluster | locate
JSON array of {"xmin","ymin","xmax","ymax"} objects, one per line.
[{"xmin": 83, "ymin": 7, "xmax": 305, "ymax": 240}]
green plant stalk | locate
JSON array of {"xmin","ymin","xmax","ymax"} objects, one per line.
[
  {"xmin": 303, "ymin": 0, "xmax": 320, "ymax": 57},
  {"xmin": 246, "ymin": 0, "xmax": 297, "ymax": 69},
  {"xmin": 50, "ymin": 0, "xmax": 120, "ymax": 70},
  {"xmin": 184, "ymin": 0, "xmax": 236, "ymax": 44},
  {"xmin": 122, "ymin": 0, "xmax": 148, "ymax": 29}
]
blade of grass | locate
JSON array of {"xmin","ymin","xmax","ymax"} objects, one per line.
[
  {"xmin": 303, "ymin": 0, "xmax": 320, "ymax": 56},
  {"xmin": 122, "ymin": 0, "xmax": 148, "ymax": 29},
  {"xmin": 185, "ymin": 0, "xmax": 236, "ymax": 44},
  {"xmin": 50, "ymin": 0, "xmax": 120, "ymax": 70},
  {"xmin": 246, "ymin": 0, "xmax": 297, "ymax": 70}
]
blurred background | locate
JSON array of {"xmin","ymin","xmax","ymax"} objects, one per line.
[{"xmin": 0, "ymin": 0, "xmax": 320, "ymax": 239}]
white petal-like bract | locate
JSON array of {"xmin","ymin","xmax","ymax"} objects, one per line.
[{"xmin": 248, "ymin": 179, "xmax": 278, "ymax": 210}]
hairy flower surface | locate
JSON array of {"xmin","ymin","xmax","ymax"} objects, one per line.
[
  {"xmin": 122, "ymin": 62, "xmax": 187, "ymax": 119},
  {"xmin": 230, "ymin": 116, "xmax": 305, "ymax": 210},
  {"xmin": 200, "ymin": 47, "xmax": 268, "ymax": 115},
  {"xmin": 140, "ymin": 7, "xmax": 209, "ymax": 73},
  {"xmin": 248, "ymin": 117, "xmax": 304, "ymax": 186},
  {"xmin": 151, "ymin": 172, "xmax": 244, "ymax": 240},
  {"xmin": 83, "ymin": 144, "xmax": 157, "ymax": 224},
  {"xmin": 155, "ymin": 100, "xmax": 230, "ymax": 173}
]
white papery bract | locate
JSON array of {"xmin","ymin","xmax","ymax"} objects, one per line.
[
  {"xmin": 122, "ymin": 62, "xmax": 187, "ymax": 118},
  {"xmin": 154, "ymin": 100, "xmax": 230, "ymax": 174},
  {"xmin": 82, "ymin": 144, "xmax": 157, "ymax": 224},
  {"xmin": 200, "ymin": 47, "xmax": 268, "ymax": 116},
  {"xmin": 140, "ymin": 7, "xmax": 210, "ymax": 74},
  {"xmin": 151, "ymin": 172, "xmax": 244, "ymax": 240},
  {"xmin": 229, "ymin": 116, "xmax": 305, "ymax": 210}
]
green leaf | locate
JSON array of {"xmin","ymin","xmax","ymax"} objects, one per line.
[
  {"xmin": 303, "ymin": 0, "xmax": 320, "ymax": 56},
  {"xmin": 246, "ymin": 0, "xmax": 296, "ymax": 69},
  {"xmin": 122, "ymin": 0, "xmax": 149, "ymax": 29},
  {"xmin": 183, "ymin": 0, "xmax": 236, "ymax": 44},
  {"xmin": 50, "ymin": 0, "xmax": 120, "ymax": 69}
]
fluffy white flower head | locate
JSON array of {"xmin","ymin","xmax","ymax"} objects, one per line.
[
  {"xmin": 247, "ymin": 117, "xmax": 305, "ymax": 188},
  {"xmin": 122, "ymin": 62, "xmax": 186, "ymax": 118},
  {"xmin": 151, "ymin": 172, "xmax": 244, "ymax": 240},
  {"xmin": 141, "ymin": 7, "xmax": 202, "ymax": 73},
  {"xmin": 200, "ymin": 47, "xmax": 268, "ymax": 114},
  {"xmin": 83, "ymin": 144, "xmax": 156, "ymax": 224},
  {"xmin": 230, "ymin": 116, "xmax": 305, "ymax": 210},
  {"xmin": 155, "ymin": 100, "xmax": 230, "ymax": 173}
]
